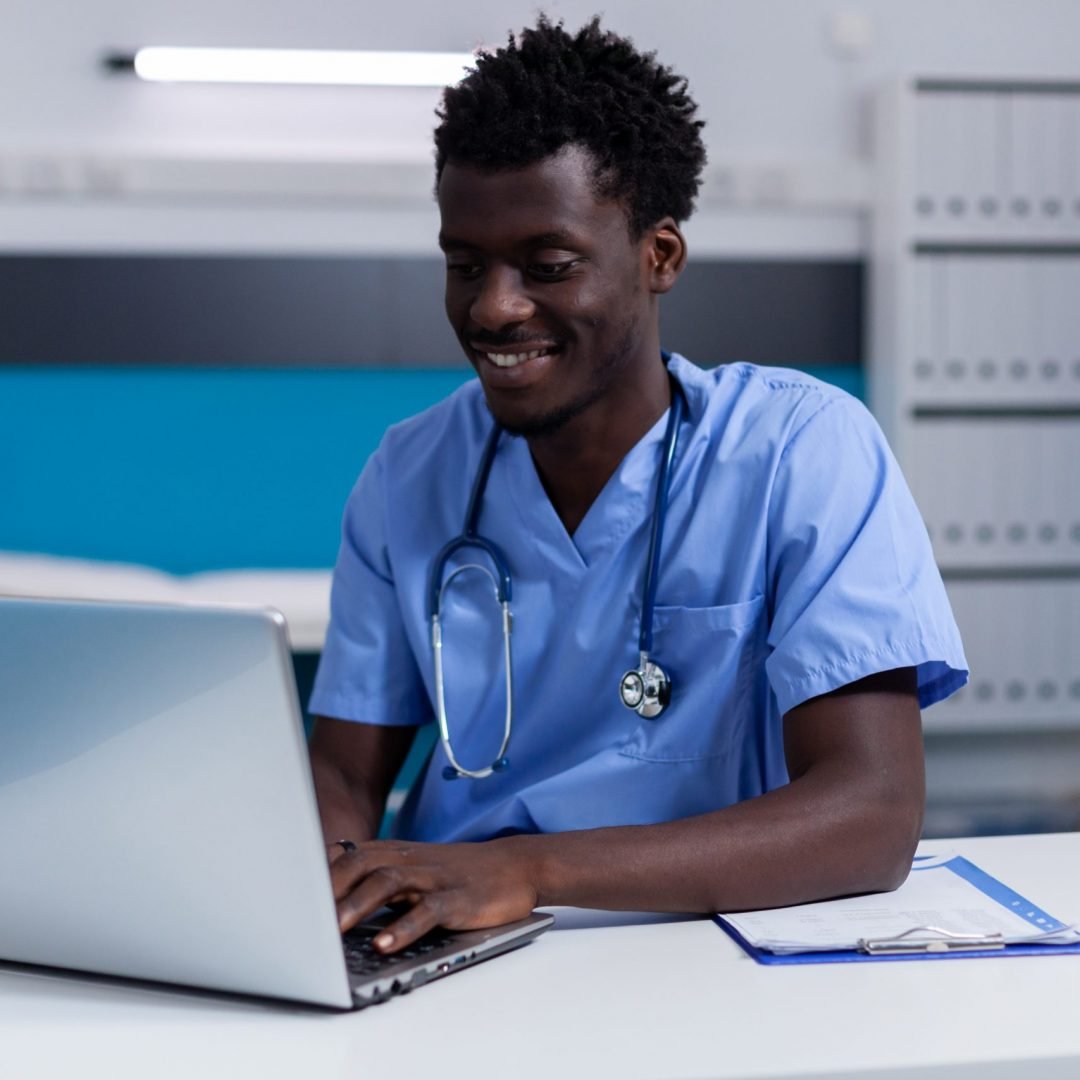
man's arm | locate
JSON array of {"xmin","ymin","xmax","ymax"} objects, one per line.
[
  {"xmin": 329, "ymin": 667, "xmax": 924, "ymax": 951},
  {"xmin": 308, "ymin": 717, "xmax": 417, "ymax": 845}
]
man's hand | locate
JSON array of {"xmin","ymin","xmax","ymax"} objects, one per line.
[{"xmin": 329, "ymin": 838, "xmax": 540, "ymax": 953}]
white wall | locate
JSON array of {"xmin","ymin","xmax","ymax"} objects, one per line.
[
  {"xmin": 1, "ymin": 0, "xmax": 1077, "ymax": 255},
  {"xmin": 4, "ymin": 0, "xmax": 1079, "ymax": 158}
]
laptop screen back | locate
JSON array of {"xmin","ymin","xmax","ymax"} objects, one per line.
[{"xmin": 0, "ymin": 598, "xmax": 352, "ymax": 1007}]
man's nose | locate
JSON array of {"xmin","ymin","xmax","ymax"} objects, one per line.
[{"xmin": 469, "ymin": 267, "xmax": 535, "ymax": 330}]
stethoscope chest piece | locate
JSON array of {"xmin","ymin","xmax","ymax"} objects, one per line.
[{"xmin": 619, "ymin": 656, "xmax": 671, "ymax": 719}]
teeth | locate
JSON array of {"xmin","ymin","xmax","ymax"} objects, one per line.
[{"xmin": 485, "ymin": 349, "xmax": 549, "ymax": 368}]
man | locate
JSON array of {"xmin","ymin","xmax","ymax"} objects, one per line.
[{"xmin": 308, "ymin": 17, "xmax": 967, "ymax": 955}]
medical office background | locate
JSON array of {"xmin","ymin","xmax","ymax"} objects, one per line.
[{"xmin": 1, "ymin": 0, "xmax": 1078, "ymax": 838}]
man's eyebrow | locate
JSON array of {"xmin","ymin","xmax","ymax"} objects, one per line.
[
  {"xmin": 437, "ymin": 233, "xmax": 472, "ymax": 251},
  {"xmin": 527, "ymin": 231, "xmax": 576, "ymax": 248},
  {"xmin": 437, "ymin": 230, "xmax": 580, "ymax": 250}
]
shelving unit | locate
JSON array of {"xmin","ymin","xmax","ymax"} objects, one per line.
[{"xmin": 871, "ymin": 79, "xmax": 1080, "ymax": 733}]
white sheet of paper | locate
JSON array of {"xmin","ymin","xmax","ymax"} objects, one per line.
[{"xmin": 720, "ymin": 853, "xmax": 1079, "ymax": 954}]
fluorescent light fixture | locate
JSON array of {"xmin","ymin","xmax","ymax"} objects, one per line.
[{"xmin": 107, "ymin": 47, "xmax": 476, "ymax": 87}]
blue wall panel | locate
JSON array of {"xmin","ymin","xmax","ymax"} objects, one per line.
[
  {"xmin": 1, "ymin": 365, "xmax": 863, "ymax": 573},
  {"xmin": 1, "ymin": 367, "xmax": 474, "ymax": 573}
]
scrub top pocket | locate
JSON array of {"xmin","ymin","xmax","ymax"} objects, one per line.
[{"xmin": 617, "ymin": 594, "xmax": 767, "ymax": 763}]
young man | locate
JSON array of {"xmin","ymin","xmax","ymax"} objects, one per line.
[{"xmin": 308, "ymin": 18, "xmax": 967, "ymax": 954}]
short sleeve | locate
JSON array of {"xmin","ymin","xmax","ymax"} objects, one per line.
[
  {"xmin": 764, "ymin": 395, "xmax": 968, "ymax": 716},
  {"xmin": 308, "ymin": 452, "xmax": 433, "ymax": 727}
]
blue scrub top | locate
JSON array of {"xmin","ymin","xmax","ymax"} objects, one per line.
[{"xmin": 310, "ymin": 356, "xmax": 967, "ymax": 842}]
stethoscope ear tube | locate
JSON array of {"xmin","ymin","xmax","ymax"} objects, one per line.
[
  {"xmin": 431, "ymin": 594, "xmax": 513, "ymax": 780},
  {"xmin": 427, "ymin": 536, "xmax": 512, "ymax": 617}
]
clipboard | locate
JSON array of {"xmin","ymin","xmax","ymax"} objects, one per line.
[
  {"xmin": 715, "ymin": 853, "xmax": 1080, "ymax": 966},
  {"xmin": 715, "ymin": 916, "xmax": 1080, "ymax": 965}
]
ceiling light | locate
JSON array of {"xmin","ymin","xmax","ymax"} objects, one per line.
[{"xmin": 104, "ymin": 47, "xmax": 476, "ymax": 87}]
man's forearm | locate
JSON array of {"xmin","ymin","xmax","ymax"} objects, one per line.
[
  {"xmin": 502, "ymin": 758, "xmax": 919, "ymax": 914},
  {"xmin": 307, "ymin": 718, "xmax": 418, "ymax": 848},
  {"xmin": 309, "ymin": 749, "xmax": 385, "ymax": 844},
  {"xmin": 328, "ymin": 750, "xmax": 922, "ymax": 947},
  {"xmin": 500, "ymin": 669, "xmax": 925, "ymax": 915}
]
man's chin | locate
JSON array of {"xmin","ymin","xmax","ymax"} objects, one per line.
[{"xmin": 488, "ymin": 394, "xmax": 595, "ymax": 440}]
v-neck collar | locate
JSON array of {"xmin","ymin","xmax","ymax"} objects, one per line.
[{"xmin": 503, "ymin": 400, "xmax": 672, "ymax": 572}]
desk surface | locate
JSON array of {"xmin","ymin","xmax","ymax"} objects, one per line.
[{"xmin": 2, "ymin": 832, "xmax": 1078, "ymax": 1080}]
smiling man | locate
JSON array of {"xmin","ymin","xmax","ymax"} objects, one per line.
[{"xmin": 307, "ymin": 17, "xmax": 967, "ymax": 954}]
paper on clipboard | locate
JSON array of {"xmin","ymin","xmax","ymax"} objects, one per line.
[{"xmin": 718, "ymin": 853, "xmax": 1080, "ymax": 955}]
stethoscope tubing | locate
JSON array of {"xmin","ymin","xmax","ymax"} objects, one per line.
[
  {"xmin": 638, "ymin": 384, "xmax": 684, "ymax": 656},
  {"xmin": 426, "ymin": 423, "xmax": 511, "ymax": 617},
  {"xmin": 428, "ymin": 369, "xmax": 685, "ymax": 778},
  {"xmin": 431, "ymin": 563, "xmax": 513, "ymax": 780}
]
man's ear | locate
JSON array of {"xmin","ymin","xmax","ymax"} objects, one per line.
[{"xmin": 645, "ymin": 217, "xmax": 688, "ymax": 295}]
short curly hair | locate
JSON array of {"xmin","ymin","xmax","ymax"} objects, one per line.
[{"xmin": 434, "ymin": 16, "xmax": 707, "ymax": 237}]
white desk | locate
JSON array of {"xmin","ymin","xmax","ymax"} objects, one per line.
[{"xmin": 2, "ymin": 833, "xmax": 1078, "ymax": 1080}]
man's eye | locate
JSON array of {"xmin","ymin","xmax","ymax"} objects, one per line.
[
  {"xmin": 529, "ymin": 262, "xmax": 576, "ymax": 279},
  {"xmin": 446, "ymin": 263, "xmax": 482, "ymax": 278}
]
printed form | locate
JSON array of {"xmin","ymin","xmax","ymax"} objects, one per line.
[{"xmin": 719, "ymin": 852, "xmax": 1080, "ymax": 954}]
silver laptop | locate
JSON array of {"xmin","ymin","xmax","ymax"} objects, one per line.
[{"xmin": 0, "ymin": 596, "xmax": 552, "ymax": 1009}]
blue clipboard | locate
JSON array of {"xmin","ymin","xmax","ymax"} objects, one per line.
[
  {"xmin": 716, "ymin": 854, "xmax": 1080, "ymax": 965},
  {"xmin": 715, "ymin": 915, "xmax": 1080, "ymax": 965}
]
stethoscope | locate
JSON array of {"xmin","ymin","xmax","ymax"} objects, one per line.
[{"xmin": 428, "ymin": 376, "xmax": 685, "ymax": 780}]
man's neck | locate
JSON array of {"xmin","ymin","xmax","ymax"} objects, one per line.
[{"xmin": 526, "ymin": 361, "xmax": 672, "ymax": 536}]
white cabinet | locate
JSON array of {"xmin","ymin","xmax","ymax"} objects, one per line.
[{"xmin": 871, "ymin": 79, "xmax": 1080, "ymax": 733}]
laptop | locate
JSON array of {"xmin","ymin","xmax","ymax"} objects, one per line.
[{"xmin": 0, "ymin": 596, "xmax": 552, "ymax": 1009}]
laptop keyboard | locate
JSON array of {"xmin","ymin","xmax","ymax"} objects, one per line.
[{"xmin": 343, "ymin": 925, "xmax": 455, "ymax": 976}]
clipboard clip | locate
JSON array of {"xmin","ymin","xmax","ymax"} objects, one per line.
[{"xmin": 859, "ymin": 925, "xmax": 1006, "ymax": 955}]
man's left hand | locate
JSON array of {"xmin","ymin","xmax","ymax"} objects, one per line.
[{"xmin": 330, "ymin": 838, "xmax": 539, "ymax": 953}]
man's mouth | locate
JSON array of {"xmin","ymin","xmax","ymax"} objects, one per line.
[
  {"xmin": 483, "ymin": 349, "xmax": 557, "ymax": 371},
  {"xmin": 470, "ymin": 344, "xmax": 560, "ymax": 370}
]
